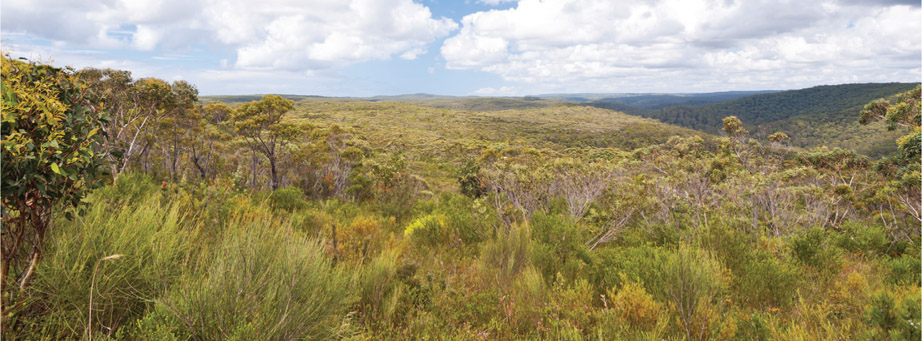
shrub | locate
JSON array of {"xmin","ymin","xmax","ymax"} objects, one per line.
[
  {"xmin": 736, "ymin": 313, "xmax": 771, "ymax": 341},
  {"xmin": 159, "ymin": 213, "xmax": 354, "ymax": 340},
  {"xmin": 835, "ymin": 222, "xmax": 890, "ymax": 257},
  {"xmin": 884, "ymin": 254, "xmax": 922, "ymax": 285},
  {"xmin": 404, "ymin": 214, "xmax": 447, "ymax": 248},
  {"xmin": 357, "ymin": 250, "xmax": 402, "ymax": 326},
  {"xmin": 607, "ymin": 281, "xmax": 661, "ymax": 330},
  {"xmin": 21, "ymin": 193, "xmax": 193, "ymax": 339},
  {"xmin": 708, "ymin": 224, "xmax": 799, "ymax": 310},
  {"xmin": 588, "ymin": 245, "xmax": 672, "ymax": 300},
  {"xmin": 791, "ymin": 227, "xmax": 842, "ymax": 272},
  {"xmin": 479, "ymin": 224, "xmax": 533, "ymax": 292},
  {"xmin": 530, "ymin": 212, "xmax": 591, "ymax": 283},
  {"xmin": 866, "ymin": 290, "xmax": 899, "ymax": 335},
  {"xmin": 268, "ymin": 186, "xmax": 308, "ymax": 211},
  {"xmin": 335, "ymin": 216, "xmax": 385, "ymax": 263},
  {"xmin": 509, "ymin": 266, "xmax": 547, "ymax": 332},
  {"xmin": 660, "ymin": 246, "xmax": 726, "ymax": 341},
  {"xmin": 458, "ymin": 158, "xmax": 486, "ymax": 198}
]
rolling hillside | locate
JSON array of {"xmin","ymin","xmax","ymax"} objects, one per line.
[
  {"xmin": 286, "ymin": 101, "xmax": 709, "ymax": 191},
  {"xmin": 615, "ymin": 83, "xmax": 919, "ymax": 157}
]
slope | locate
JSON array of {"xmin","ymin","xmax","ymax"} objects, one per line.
[{"xmin": 630, "ymin": 83, "xmax": 919, "ymax": 156}]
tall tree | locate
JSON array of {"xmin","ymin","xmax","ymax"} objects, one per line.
[{"xmin": 232, "ymin": 95, "xmax": 301, "ymax": 190}]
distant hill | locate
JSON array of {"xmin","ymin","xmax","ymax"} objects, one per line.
[
  {"xmin": 619, "ymin": 83, "xmax": 919, "ymax": 157},
  {"xmin": 200, "ymin": 94, "xmax": 328, "ymax": 103},
  {"xmin": 366, "ymin": 95, "xmax": 564, "ymax": 111},
  {"xmin": 586, "ymin": 90, "xmax": 779, "ymax": 111}
]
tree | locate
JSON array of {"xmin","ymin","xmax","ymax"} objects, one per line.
[
  {"xmin": 156, "ymin": 80, "xmax": 198, "ymax": 179},
  {"xmin": 1, "ymin": 54, "xmax": 108, "ymax": 315},
  {"xmin": 77, "ymin": 70, "xmax": 173, "ymax": 181},
  {"xmin": 189, "ymin": 102, "xmax": 233, "ymax": 180},
  {"xmin": 232, "ymin": 95, "xmax": 301, "ymax": 190}
]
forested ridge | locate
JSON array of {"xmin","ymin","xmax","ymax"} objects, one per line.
[
  {"xmin": 609, "ymin": 83, "xmax": 919, "ymax": 157},
  {"xmin": 2, "ymin": 54, "xmax": 920, "ymax": 340}
]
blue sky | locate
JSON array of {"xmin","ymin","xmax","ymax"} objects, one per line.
[{"xmin": 2, "ymin": 0, "xmax": 919, "ymax": 96}]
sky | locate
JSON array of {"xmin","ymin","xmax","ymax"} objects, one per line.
[{"xmin": 1, "ymin": 0, "xmax": 920, "ymax": 96}]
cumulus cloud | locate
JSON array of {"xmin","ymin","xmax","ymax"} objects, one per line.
[
  {"xmin": 441, "ymin": 0, "xmax": 921, "ymax": 93},
  {"xmin": 1, "ymin": 0, "xmax": 457, "ymax": 71}
]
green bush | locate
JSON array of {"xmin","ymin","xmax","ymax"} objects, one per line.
[
  {"xmin": 660, "ymin": 246, "xmax": 726, "ymax": 341},
  {"xmin": 835, "ymin": 222, "xmax": 890, "ymax": 256},
  {"xmin": 22, "ymin": 192, "xmax": 193, "ymax": 339},
  {"xmin": 479, "ymin": 224, "xmax": 533, "ymax": 292},
  {"xmin": 357, "ymin": 251, "xmax": 402, "ymax": 326},
  {"xmin": 708, "ymin": 225, "xmax": 799, "ymax": 310},
  {"xmin": 588, "ymin": 245, "xmax": 672, "ymax": 301},
  {"xmin": 405, "ymin": 214, "xmax": 447, "ymax": 248},
  {"xmin": 791, "ymin": 227, "xmax": 842, "ymax": 272},
  {"xmin": 733, "ymin": 252, "xmax": 799, "ymax": 310},
  {"xmin": 530, "ymin": 212, "xmax": 591, "ymax": 283},
  {"xmin": 884, "ymin": 254, "xmax": 922, "ymax": 285},
  {"xmin": 736, "ymin": 313, "xmax": 771, "ymax": 341},
  {"xmin": 268, "ymin": 186, "xmax": 308, "ymax": 211},
  {"xmin": 158, "ymin": 212, "xmax": 355, "ymax": 339}
]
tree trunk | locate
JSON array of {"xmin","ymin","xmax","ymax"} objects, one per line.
[
  {"xmin": 0, "ymin": 256, "xmax": 8, "ymax": 334},
  {"xmin": 269, "ymin": 155, "xmax": 280, "ymax": 190},
  {"xmin": 250, "ymin": 152, "xmax": 259, "ymax": 189}
]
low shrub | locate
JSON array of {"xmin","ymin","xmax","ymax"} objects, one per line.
[
  {"xmin": 21, "ymin": 193, "xmax": 194, "ymax": 339},
  {"xmin": 835, "ymin": 222, "xmax": 890, "ymax": 256},
  {"xmin": 607, "ymin": 281, "xmax": 661, "ymax": 330},
  {"xmin": 335, "ymin": 215, "xmax": 386, "ymax": 263},
  {"xmin": 158, "ymin": 213, "xmax": 355, "ymax": 340},
  {"xmin": 479, "ymin": 224, "xmax": 533, "ymax": 292},
  {"xmin": 268, "ymin": 186, "xmax": 309, "ymax": 211},
  {"xmin": 791, "ymin": 227, "xmax": 842, "ymax": 273}
]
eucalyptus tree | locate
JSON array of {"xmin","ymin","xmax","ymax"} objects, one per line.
[
  {"xmin": 77, "ymin": 69, "xmax": 174, "ymax": 180},
  {"xmin": 232, "ymin": 95, "xmax": 302, "ymax": 190}
]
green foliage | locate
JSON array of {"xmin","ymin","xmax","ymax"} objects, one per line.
[
  {"xmin": 457, "ymin": 158, "xmax": 486, "ymax": 198},
  {"xmin": 530, "ymin": 212, "xmax": 590, "ymax": 282},
  {"xmin": 160, "ymin": 212, "xmax": 354, "ymax": 340},
  {"xmin": 268, "ymin": 186, "xmax": 308, "ymax": 211},
  {"xmin": 883, "ymin": 255, "xmax": 922, "ymax": 285},
  {"xmin": 790, "ymin": 228, "xmax": 842, "ymax": 271},
  {"xmin": 834, "ymin": 222, "xmax": 891, "ymax": 256},
  {"xmin": 1, "ymin": 53, "xmax": 109, "ymax": 321},
  {"xmin": 404, "ymin": 213, "xmax": 451, "ymax": 250},
  {"xmin": 479, "ymin": 224, "xmax": 533, "ymax": 292},
  {"xmin": 7, "ymin": 191, "xmax": 192, "ymax": 338}
]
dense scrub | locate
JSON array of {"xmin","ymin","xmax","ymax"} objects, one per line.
[
  {"xmin": 6, "ymin": 131, "xmax": 920, "ymax": 339},
  {"xmin": 2, "ymin": 57, "xmax": 920, "ymax": 339}
]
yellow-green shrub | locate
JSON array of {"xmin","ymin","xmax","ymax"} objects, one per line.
[
  {"xmin": 336, "ymin": 215, "xmax": 385, "ymax": 262},
  {"xmin": 608, "ymin": 281, "xmax": 661, "ymax": 330},
  {"xmin": 404, "ymin": 213, "xmax": 447, "ymax": 247}
]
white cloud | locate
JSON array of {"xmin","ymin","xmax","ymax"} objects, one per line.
[
  {"xmin": 1, "ymin": 0, "xmax": 457, "ymax": 72},
  {"xmin": 473, "ymin": 86, "xmax": 517, "ymax": 95},
  {"xmin": 477, "ymin": 0, "xmax": 518, "ymax": 5},
  {"xmin": 442, "ymin": 0, "xmax": 922, "ymax": 93}
]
